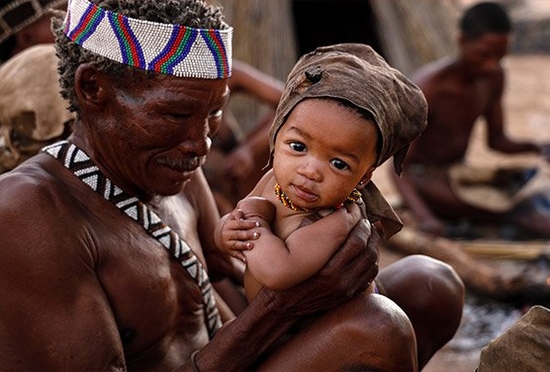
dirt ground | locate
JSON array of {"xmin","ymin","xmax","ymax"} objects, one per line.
[{"xmin": 373, "ymin": 54, "xmax": 550, "ymax": 372}]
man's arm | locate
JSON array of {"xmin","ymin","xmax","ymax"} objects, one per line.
[
  {"xmin": 0, "ymin": 180, "xmax": 126, "ymax": 370},
  {"xmin": 222, "ymin": 61, "xmax": 284, "ymax": 182},
  {"xmin": 486, "ymin": 69, "xmax": 542, "ymax": 154},
  {"xmin": 229, "ymin": 60, "xmax": 284, "ymax": 105},
  {"xmin": 390, "ymin": 170, "xmax": 446, "ymax": 236}
]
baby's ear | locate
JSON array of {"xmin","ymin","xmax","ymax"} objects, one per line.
[{"xmin": 357, "ymin": 167, "xmax": 376, "ymax": 190}]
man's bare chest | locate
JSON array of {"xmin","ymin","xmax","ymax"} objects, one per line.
[{"xmin": 89, "ymin": 200, "xmax": 209, "ymax": 353}]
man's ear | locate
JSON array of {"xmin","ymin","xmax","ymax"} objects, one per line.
[{"xmin": 75, "ymin": 63, "xmax": 109, "ymax": 109}]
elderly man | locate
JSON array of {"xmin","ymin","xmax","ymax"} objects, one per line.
[{"xmin": 0, "ymin": 0, "xmax": 463, "ymax": 371}]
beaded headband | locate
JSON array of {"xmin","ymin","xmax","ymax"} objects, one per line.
[{"xmin": 63, "ymin": 0, "xmax": 232, "ymax": 78}]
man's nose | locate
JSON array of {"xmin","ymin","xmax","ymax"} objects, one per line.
[{"xmin": 178, "ymin": 122, "xmax": 212, "ymax": 157}]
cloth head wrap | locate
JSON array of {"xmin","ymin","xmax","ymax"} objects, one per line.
[
  {"xmin": 62, "ymin": 0, "xmax": 232, "ymax": 79},
  {"xmin": 269, "ymin": 43, "xmax": 427, "ymax": 238},
  {"xmin": 0, "ymin": 0, "xmax": 66, "ymax": 45}
]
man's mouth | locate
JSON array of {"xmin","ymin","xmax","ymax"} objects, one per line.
[{"xmin": 156, "ymin": 155, "xmax": 206, "ymax": 173}]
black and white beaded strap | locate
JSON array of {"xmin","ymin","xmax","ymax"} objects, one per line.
[{"xmin": 42, "ymin": 140, "xmax": 222, "ymax": 338}]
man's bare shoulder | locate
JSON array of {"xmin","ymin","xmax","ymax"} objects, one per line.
[
  {"xmin": 0, "ymin": 155, "xmax": 100, "ymax": 271},
  {"xmin": 0, "ymin": 157, "xmax": 63, "ymax": 210}
]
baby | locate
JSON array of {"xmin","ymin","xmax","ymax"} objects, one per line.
[{"xmin": 215, "ymin": 43, "xmax": 427, "ymax": 301}]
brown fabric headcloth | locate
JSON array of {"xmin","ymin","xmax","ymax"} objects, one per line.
[
  {"xmin": 269, "ymin": 43, "xmax": 427, "ymax": 173},
  {"xmin": 268, "ymin": 43, "xmax": 428, "ymax": 238}
]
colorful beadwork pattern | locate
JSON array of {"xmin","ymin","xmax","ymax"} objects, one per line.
[
  {"xmin": 42, "ymin": 140, "xmax": 222, "ymax": 338},
  {"xmin": 63, "ymin": 0, "xmax": 232, "ymax": 78}
]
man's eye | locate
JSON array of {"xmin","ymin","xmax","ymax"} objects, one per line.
[
  {"xmin": 330, "ymin": 158, "xmax": 348, "ymax": 170},
  {"xmin": 210, "ymin": 109, "xmax": 223, "ymax": 119},
  {"xmin": 289, "ymin": 141, "xmax": 306, "ymax": 152},
  {"xmin": 166, "ymin": 112, "xmax": 190, "ymax": 120}
]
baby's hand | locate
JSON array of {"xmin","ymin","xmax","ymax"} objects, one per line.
[{"xmin": 219, "ymin": 207, "xmax": 261, "ymax": 261}]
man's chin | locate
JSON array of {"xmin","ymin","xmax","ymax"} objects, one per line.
[{"xmin": 154, "ymin": 178, "xmax": 191, "ymax": 197}]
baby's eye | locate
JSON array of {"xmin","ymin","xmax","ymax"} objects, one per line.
[
  {"xmin": 289, "ymin": 141, "xmax": 306, "ymax": 152},
  {"xmin": 330, "ymin": 158, "xmax": 349, "ymax": 170}
]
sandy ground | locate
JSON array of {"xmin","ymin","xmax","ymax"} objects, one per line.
[{"xmin": 373, "ymin": 54, "xmax": 550, "ymax": 372}]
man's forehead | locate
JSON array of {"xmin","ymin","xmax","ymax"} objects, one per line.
[{"xmin": 120, "ymin": 72, "xmax": 230, "ymax": 107}]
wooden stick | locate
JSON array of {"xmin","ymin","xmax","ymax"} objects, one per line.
[{"xmin": 457, "ymin": 240, "xmax": 550, "ymax": 260}]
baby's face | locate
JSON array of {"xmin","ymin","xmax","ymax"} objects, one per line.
[{"xmin": 272, "ymin": 98, "xmax": 378, "ymax": 210}]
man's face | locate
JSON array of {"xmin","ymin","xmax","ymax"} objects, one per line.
[
  {"xmin": 92, "ymin": 73, "xmax": 229, "ymax": 199},
  {"xmin": 460, "ymin": 32, "xmax": 509, "ymax": 77}
]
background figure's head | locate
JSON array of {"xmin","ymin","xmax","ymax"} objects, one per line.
[
  {"xmin": 0, "ymin": 0, "xmax": 67, "ymax": 63},
  {"xmin": 52, "ymin": 0, "xmax": 229, "ymax": 116},
  {"xmin": 458, "ymin": 1, "xmax": 511, "ymax": 76},
  {"xmin": 460, "ymin": 1, "xmax": 511, "ymax": 41}
]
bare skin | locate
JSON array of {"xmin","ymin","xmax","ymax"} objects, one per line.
[
  {"xmin": 0, "ymin": 152, "xmax": 386, "ymax": 370},
  {"xmin": 214, "ymin": 97, "xmax": 465, "ymax": 370},
  {"xmin": 393, "ymin": 32, "xmax": 548, "ymax": 235}
]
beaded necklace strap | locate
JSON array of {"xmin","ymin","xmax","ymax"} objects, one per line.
[
  {"xmin": 42, "ymin": 140, "xmax": 222, "ymax": 338},
  {"xmin": 63, "ymin": 0, "xmax": 232, "ymax": 78},
  {"xmin": 274, "ymin": 183, "xmax": 308, "ymax": 212}
]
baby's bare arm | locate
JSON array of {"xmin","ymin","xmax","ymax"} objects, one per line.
[
  {"xmin": 214, "ymin": 197, "xmax": 274, "ymax": 261},
  {"xmin": 245, "ymin": 203, "xmax": 366, "ymax": 290}
]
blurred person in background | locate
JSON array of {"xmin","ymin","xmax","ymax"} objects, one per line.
[{"xmin": 391, "ymin": 1, "xmax": 550, "ymax": 239}]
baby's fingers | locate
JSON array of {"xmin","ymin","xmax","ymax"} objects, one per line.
[
  {"xmin": 224, "ymin": 229, "xmax": 260, "ymax": 246},
  {"xmin": 225, "ymin": 219, "xmax": 260, "ymax": 232}
]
